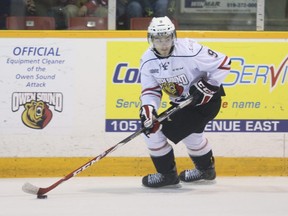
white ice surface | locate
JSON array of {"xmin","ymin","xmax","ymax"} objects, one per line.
[{"xmin": 1, "ymin": 177, "xmax": 288, "ymax": 216}]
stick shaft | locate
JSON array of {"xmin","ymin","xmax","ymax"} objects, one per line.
[
  {"xmin": 23, "ymin": 97, "xmax": 193, "ymax": 195},
  {"xmin": 36, "ymin": 128, "xmax": 145, "ymax": 195}
]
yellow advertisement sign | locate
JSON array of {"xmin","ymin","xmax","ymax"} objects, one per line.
[{"xmin": 106, "ymin": 41, "xmax": 288, "ymax": 132}]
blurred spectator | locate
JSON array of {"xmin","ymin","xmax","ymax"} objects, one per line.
[
  {"xmin": 26, "ymin": 0, "xmax": 36, "ymax": 15},
  {"xmin": 25, "ymin": 0, "xmax": 57, "ymax": 17},
  {"xmin": 17, "ymin": 0, "xmax": 81, "ymax": 29},
  {"xmin": 116, "ymin": 0, "xmax": 128, "ymax": 30},
  {"xmin": 47, "ymin": 0, "xmax": 80, "ymax": 29},
  {"xmin": 78, "ymin": 0, "xmax": 108, "ymax": 17},
  {"xmin": 117, "ymin": 0, "xmax": 175, "ymax": 30}
]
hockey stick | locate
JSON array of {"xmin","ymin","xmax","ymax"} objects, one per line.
[{"xmin": 22, "ymin": 96, "xmax": 194, "ymax": 196}]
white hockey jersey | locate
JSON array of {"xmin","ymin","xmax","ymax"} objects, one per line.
[{"xmin": 140, "ymin": 38, "xmax": 231, "ymax": 110}]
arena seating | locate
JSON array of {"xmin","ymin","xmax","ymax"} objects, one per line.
[{"xmin": 6, "ymin": 16, "xmax": 55, "ymax": 30}]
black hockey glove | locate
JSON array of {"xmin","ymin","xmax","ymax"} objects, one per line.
[
  {"xmin": 140, "ymin": 105, "xmax": 161, "ymax": 136},
  {"xmin": 189, "ymin": 78, "xmax": 219, "ymax": 106}
]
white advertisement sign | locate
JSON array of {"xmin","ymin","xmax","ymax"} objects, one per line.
[
  {"xmin": 181, "ymin": 0, "xmax": 257, "ymax": 13},
  {"xmin": 0, "ymin": 39, "xmax": 77, "ymax": 132}
]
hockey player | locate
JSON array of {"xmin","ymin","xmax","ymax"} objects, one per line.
[{"xmin": 139, "ymin": 16, "xmax": 231, "ymax": 187}]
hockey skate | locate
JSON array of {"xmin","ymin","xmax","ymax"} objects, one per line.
[
  {"xmin": 179, "ymin": 166, "xmax": 216, "ymax": 182},
  {"xmin": 142, "ymin": 170, "xmax": 180, "ymax": 188}
]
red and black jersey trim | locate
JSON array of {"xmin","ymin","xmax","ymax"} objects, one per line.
[
  {"xmin": 141, "ymin": 86, "xmax": 162, "ymax": 98},
  {"xmin": 218, "ymin": 56, "xmax": 231, "ymax": 70}
]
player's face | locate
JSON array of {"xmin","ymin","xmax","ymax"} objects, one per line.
[{"xmin": 152, "ymin": 35, "xmax": 173, "ymax": 57}]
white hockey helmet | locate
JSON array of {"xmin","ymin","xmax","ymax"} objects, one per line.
[{"xmin": 147, "ymin": 16, "xmax": 176, "ymax": 45}]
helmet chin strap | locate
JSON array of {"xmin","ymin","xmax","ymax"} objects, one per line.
[{"xmin": 152, "ymin": 46, "xmax": 174, "ymax": 58}]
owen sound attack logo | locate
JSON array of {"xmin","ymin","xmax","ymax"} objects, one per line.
[{"xmin": 11, "ymin": 92, "xmax": 63, "ymax": 129}]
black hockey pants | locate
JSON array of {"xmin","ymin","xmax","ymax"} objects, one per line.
[{"xmin": 161, "ymin": 96, "xmax": 222, "ymax": 144}]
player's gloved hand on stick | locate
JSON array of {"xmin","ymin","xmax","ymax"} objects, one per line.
[
  {"xmin": 140, "ymin": 105, "xmax": 161, "ymax": 136},
  {"xmin": 189, "ymin": 78, "xmax": 219, "ymax": 106}
]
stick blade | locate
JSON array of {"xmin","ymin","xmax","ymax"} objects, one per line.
[{"xmin": 22, "ymin": 182, "xmax": 40, "ymax": 195}]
